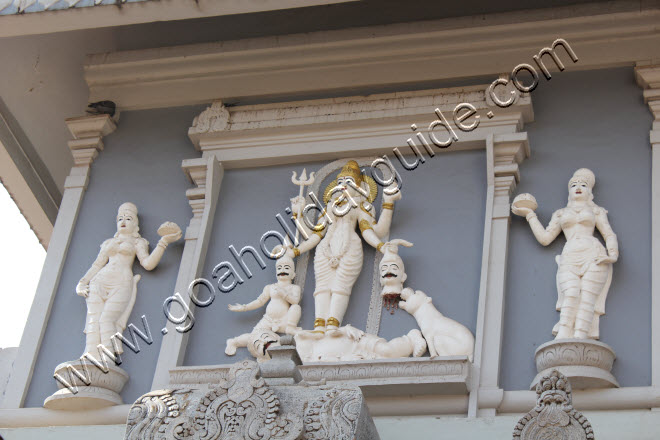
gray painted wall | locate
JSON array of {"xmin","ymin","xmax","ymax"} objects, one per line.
[
  {"xmin": 24, "ymin": 105, "xmax": 204, "ymax": 407},
  {"xmin": 501, "ymin": 67, "xmax": 653, "ymax": 390}
]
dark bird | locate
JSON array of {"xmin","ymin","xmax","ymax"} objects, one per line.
[{"xmin": 86, "ymin": 100, "xmax": 116, "ymax": 117}]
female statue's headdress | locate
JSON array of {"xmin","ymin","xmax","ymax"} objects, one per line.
[
  {"xmin": 115, "ymin": 202, "xmax": 140, "ymax": 237},
  {"xmin": 568, "ymin": 168, "xmax": 595, "ymax": 190},
  {"xmin": 117, "ymin": 202, "xmax": 138, "ymax": 218}
]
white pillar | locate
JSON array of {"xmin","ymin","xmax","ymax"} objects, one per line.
[
  {"xmin": 1, "ymin": 115, "xmax": 116, "ymax": 408},
  {"xmin": 468, "ymin": 133, "xmax": 529, "ymax": 417},
  {"xmin": 635, "ymin": 64, "xmax": 660, "ymax": 399},
  {"xmin": 151, "ymin": 155, "xmax": 223, "ymax": 389}
]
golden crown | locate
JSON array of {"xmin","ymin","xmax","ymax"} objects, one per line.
[{"xmin": 336, "ymin": 160, "xmax": 363, "ymax": 186}]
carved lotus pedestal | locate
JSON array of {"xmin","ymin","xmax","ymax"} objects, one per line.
[
  {"xmin": 531, "ymin": 339, "xmax": 618, "ymax": 390},
  {"xmin": 44, "ymin": 359, "xmax": 129, "ymax": 410}
]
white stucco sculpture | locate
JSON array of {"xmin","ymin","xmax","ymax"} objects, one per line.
[
  {"xmin": 511, "ymin": 168, "xmax": 619, "ymax": 339},
  {"xmin": 378, "ymin": 241, "xmax": 475, "ymax": 358},
  {"xmin": 76, "ymin": 202, "xmax": 182, "ymax": 355},
  {"xmin": 379, "ymin": 239, "xmax": 413, "ymax": 313},
  {"xmin": 399, "ymin": 288, "xmax": 475, "ymax": 358},
  {"xmin": 286, "ymin": 160, "xmax": 401, "ymax": 334},
  {"xmin": 225, "ymin": 252, "xmax": 302, "ymax": 360},
  {"xmin": 295, "ymin": 324, "xmax": 426, "ymax": 363}
]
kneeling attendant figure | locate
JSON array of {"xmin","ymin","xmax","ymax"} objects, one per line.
[{"xmin": 225, "ymin": 253, "xmax": 302, "ymax": 358}]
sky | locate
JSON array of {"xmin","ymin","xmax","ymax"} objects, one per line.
[{"xmin": 0, "ymin": 183, "xmax": 45, "ymax": 349}]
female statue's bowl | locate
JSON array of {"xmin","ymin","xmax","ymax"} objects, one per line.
[
  {"xmin": 157, "ymin": 221, "xmax": 182, "ymax": 237},
  {"xmin": 512, "ymin": 193, "xmax": 538, "ymax": 211}
]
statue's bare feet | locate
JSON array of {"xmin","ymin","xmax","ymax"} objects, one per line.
[
  {"xmin": 225, "ymin": 340, "xmax": 237, "ymax": 356},
  {"xmin": 408, "ymin": 329, "xmax": 427, "ymax": 357},
  {"xmin": 342, "ymin": 325, "xmax": 364, "ymax": 341}
]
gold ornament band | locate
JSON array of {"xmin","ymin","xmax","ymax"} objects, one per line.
[
  {"xmin": 314, "ymin": 318, "xmax": 326, "ymax": 328},
  {"xmin": 327, "ymin": 317, "xmax": 340, "ymax": 327},
  {"xmin": 293, "ymin": 248, "xmax": 301, "ymax": 257},
  {"xmin": 376, "ymin": 242, "xmax": 385, "ymax": 252},
  {"xmin": 359, "ymin": 219, "xmax": 374, "ymax": 232},
  {"xmin": 382, "ymin": 202, "xmax": 394, "ymax": 210}
]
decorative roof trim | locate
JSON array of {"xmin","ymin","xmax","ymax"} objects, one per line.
[{"xmin": 84, "ymin": 3, "xmax": 660, "ymax": 111}]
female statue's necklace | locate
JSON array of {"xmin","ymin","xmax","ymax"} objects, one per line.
[{"xmin": 568, "ymin": 202, "xmax": 588, "ymax": 214}]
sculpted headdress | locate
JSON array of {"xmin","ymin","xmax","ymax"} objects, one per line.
[
  {"xmin": 117, "ymin": 202, "xmax": 138, "ymax": 218},
  {"xmin": 115, "ymin": 202, "xmax": 140, "ymax": 237},
  {"xmin": 323, "ymin": 160, "xmax": 378, "ymax": 204},
  {"xmin": 568, "ymin": 168, "xmax": 595, "ymax": 190}
]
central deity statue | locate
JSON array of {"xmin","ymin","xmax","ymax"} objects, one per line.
[
  {"xmin": 226, "ymin": 158, "xmax": 475, "ymax": 363},
  {"xmin": 285, "ymin": 160, "xmax": 400, "ymax": 334}
]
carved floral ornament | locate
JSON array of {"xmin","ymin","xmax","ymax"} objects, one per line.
[
  {"xmin": 513, "ymin": 370, "xmax": 594, "ymax": 440},
  {"xmin": 125, "ymin": 360, "xmax": 368, "ymax": 440},
  {"xmin": 190, "ymin": 102, "xmax": 230, "ymax": 134}
]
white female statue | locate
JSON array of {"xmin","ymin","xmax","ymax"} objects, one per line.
[
  {"xmin": 511, "ymin": 169, "xmax": 619, "ymax": 339},
  {"xmin": 287, "ymin": 160, "xmax": 400, "ymax": 334},
  {"xmin": 76, "ymin": 202, "xmax": 182, "ymax": 355}
]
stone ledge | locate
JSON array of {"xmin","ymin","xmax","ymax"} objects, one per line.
[
  {"xmin": 170, "ymin": 356, "xmax": 471, "ymax": 397},
  {"xmin": 299, "ymin": 356, "xmax": 471, "ymax": 397}
]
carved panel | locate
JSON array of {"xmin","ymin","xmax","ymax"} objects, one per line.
[
  {"xmin": 513, "ymin": 370, "xmax": 594, "ymax": 440},
  {"xmin": 126, "ymin": 360, "xmax": 378, "ymax": 440}
]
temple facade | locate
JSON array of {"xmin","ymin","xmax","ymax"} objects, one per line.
[{"xmin": 1, "ymin": 1, "xmax": 660, "ymax": 439}]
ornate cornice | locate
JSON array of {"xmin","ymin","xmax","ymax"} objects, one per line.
[{"xmin": 84, "ymin": 4, "xmax": 660, "ymax": 110}]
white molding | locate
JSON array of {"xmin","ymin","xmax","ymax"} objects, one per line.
[
  {"xmin": 151, "ymin": 155, "xmax": 223, "ymax": 390},
  {"xmin": 468, "ymin": 133, "xmax": 530, "ymax": 418},
  {"xmin": 84, "ymin": 3, "xmax": 660, "ymax": 110},
  {"xmin": 0, "ymin": 404, "xmax": 131, "ymax": 428},
  {"xmin": 192, "ymin": 85, "xmax": 531, "ymax": 168},
  {"xmin": 635, "ymin": 64, "xmax": 660, "ymax": 395},
  {"xmin": 3, "ymin": 385, "xmax": 659, "ymax": 428},
  {"xmin": 1, "ymin": 115, "xmax": 116, "ymax": 409},
  {"xmin": 0, "ymin": 0, "xmax": 357, "ymax": 38},
  {"xmin": 169, "ymin": 357, "xmax": 471, "ymax": 396}
]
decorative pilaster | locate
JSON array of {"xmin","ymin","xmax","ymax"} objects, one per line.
[
  {"xmin": 151, "ymin": 156, "xmax": 223, "ymax": 389},
  {"xmin": 635, "ymin": 64, "xmax": 660, "ymax": 395},
  {"xmin": 469, "ymin": 133, "xmax": 529, "ymax": 417},
  {"xmin": 2, "ymin": 114, "xmax": 116, "ymax": 408}
]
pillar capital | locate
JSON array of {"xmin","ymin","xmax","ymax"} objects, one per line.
[{"xmin": 65, "ymin": 114, "xmax": 116, "ymax": 170}]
